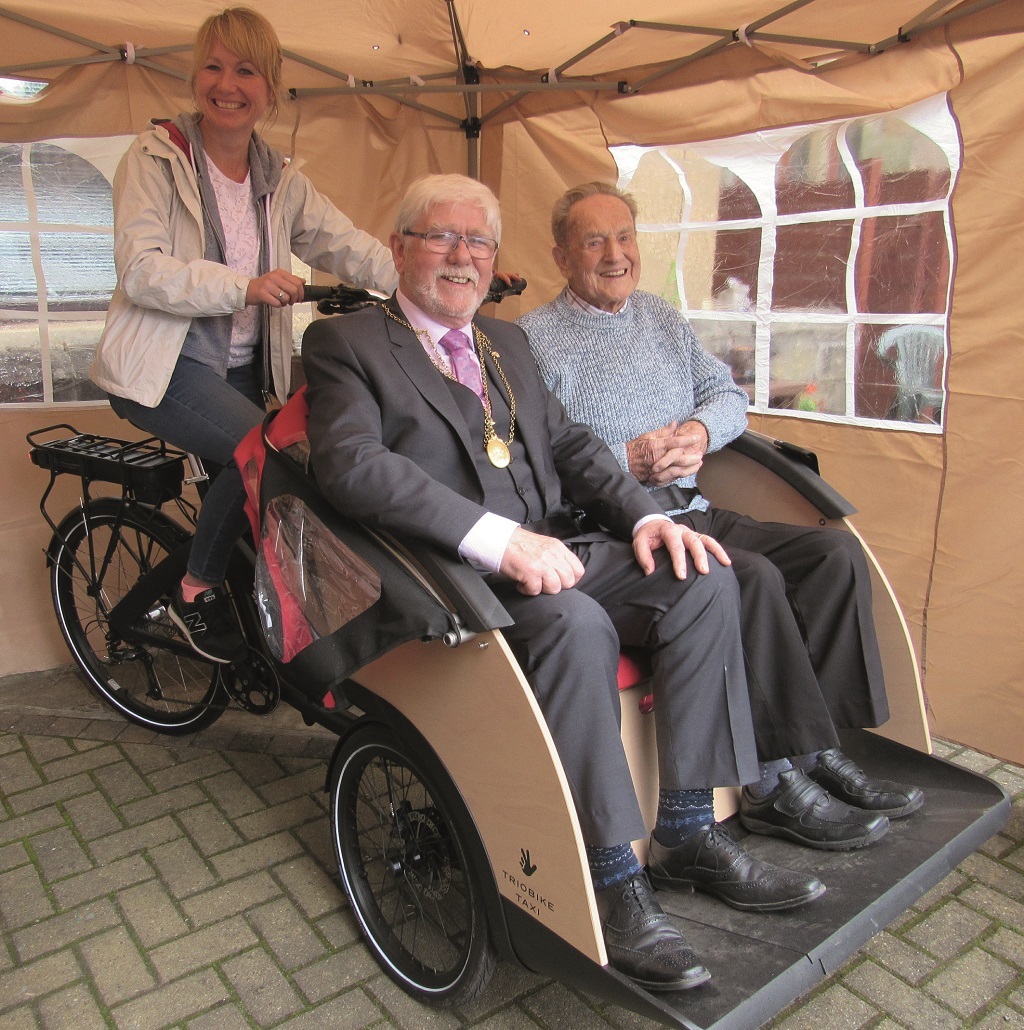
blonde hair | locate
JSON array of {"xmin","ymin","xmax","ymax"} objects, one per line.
[
  {"xmin": 395, "ymin": 174, "xmax": 502, "ymax": 245},
  {"xmin": 551, "ymin": 181, "xmax": 638, "ymax": 247},
  {"xmin": 189, "ymin": 7, "xmax": 283, "ymax": 118}
]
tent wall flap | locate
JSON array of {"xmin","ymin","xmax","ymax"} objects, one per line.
[{"xmin": 2, "ymin": 1, "xmax": 1023, "ymax": 765}]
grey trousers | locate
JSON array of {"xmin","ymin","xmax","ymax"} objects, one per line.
[
  {"xmin": 675, "ymin": 509, "xmax": 889, "ymax": 746},
  {"xmin": 490, "ymin": 537, "xmax": 758, "ymax": 847}
]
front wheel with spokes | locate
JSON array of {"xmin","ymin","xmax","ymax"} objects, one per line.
[
  {"xmin": 330, "ymin": 722, "xmax": 496, "ymax": 1007},
  {"xmin": 50, "ymin": 500, "xmax": 227, "ymax": 734}
]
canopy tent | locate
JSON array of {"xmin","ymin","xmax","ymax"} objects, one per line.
[{"xmin": 1, "ymin": 0, "xmax": 1022, "ymax": 764}]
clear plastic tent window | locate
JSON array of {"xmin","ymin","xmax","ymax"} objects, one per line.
[
  {"xmin": 256, "ymin": 493, "xmax": 383, "ymax": 663},
  {"xmin": 0, "ymin": 136, "xmax": 130, "ymax": 404},
  {"xmin": 614, "ymin": 93, "xmax": 958, "ymax": 431},
  {"xmin": 0, "ymin": 134, "xmax": 314, "ymax": 404}
]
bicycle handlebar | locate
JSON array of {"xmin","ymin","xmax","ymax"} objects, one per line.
[{"xmin": 302, "ymin": 276, "xmax": 526, "ymax": 316}]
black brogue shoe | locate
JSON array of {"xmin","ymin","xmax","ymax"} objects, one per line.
[
  {"xmin": 647, "ymin": 824, "xmax": 825, "ymax": 912},
  {"xmin": 595, "ymin": 872, "xmax": 711, "ymax": 991}
]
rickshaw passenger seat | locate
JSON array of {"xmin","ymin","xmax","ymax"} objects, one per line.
[
  {"xmin": 618, "ymin": 648, "xmax": 654, "ymax": 713},
  {"xmin": 247, "ymin": 385, "xmax": 656, "ymax": 713}
]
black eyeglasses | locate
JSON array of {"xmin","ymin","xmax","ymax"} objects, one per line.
[{"xmin": 403, "ymin": 230, "xmax": 498, "ymax": 259}]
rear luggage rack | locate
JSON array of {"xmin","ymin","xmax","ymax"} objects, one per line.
[{"xmin": 28, "ymin": 424, "xmax": 186, "ymax": 504}]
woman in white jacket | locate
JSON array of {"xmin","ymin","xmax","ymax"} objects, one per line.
[{"xmin": 91, "ymin": 6, "xmax": 398, "ymax": 662}]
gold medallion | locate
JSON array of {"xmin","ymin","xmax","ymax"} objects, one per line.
[
  {"xmin": 382, "ymin": 308, "xmax": 517, "ymax": 469},
  {"xmin": 486, "ymin": 437, "xmax": 511, "ymax": 468}
]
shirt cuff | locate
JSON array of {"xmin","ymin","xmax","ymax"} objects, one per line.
[
  {"xmin": 632, "ymin": 513, "xmax": 673, "ymax": 536},
  {"xmin": 458, "ymin": 512, "xmax": 520, "ymax": 573}
]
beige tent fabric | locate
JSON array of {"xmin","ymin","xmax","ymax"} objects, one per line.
[
  {"xmin": 485, "ymin": 10, "xmax": 1024, "ymax": 762},
  {"xmin": 922, "ymin": 16, "xmax": 1024, "ymax": 761},
  {"xmin": 1, "ymin": 1, "xmax": 1023, "ymax": 762}
]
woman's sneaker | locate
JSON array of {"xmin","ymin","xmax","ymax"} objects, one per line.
[{"xmin": 169, "ymin": 585, "xmax": 247, "ymax": 664}]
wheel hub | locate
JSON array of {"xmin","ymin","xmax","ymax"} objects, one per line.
[{"xmin": 388, "ymin": 807, "xmax": 453, "ymax": 901}]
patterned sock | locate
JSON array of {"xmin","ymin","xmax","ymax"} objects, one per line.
[
  {"xmin": 587, "ymin": 842, "xmax": 643, "ymax": 892},
  {"xmin": 745, "ymin": 758, "xmax": 795, "ymax": 800},
  {"xmin": 653, "ymin": 788, "xmax": 715, "ymax": 848},
  {"xmin": 790, "ymin": 751, "xmax": 822, "ymax": 773}
]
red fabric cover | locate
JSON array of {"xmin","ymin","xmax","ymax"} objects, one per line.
[
  {"xmin": 265, "ymin": 385, "xmax": 311, "ymax": 450},
  {"xmin": 617, "ymin": 648, "xmax": 654, "ymax": 714},
  {"xmin": 236, "ymin": 386, "xmax": 310, "ymax": 545},
  {"xmin": 234, "ymin": 387, "xmax": 315, "ymax": 663}
]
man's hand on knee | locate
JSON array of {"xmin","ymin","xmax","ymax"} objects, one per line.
[
  {"xmin": 500, "ymin": 528, "xmax": 586, "ymax": 595},
  {"xmin": 633, "ymin": 519, "xmax": 731, "ymax": 579}
]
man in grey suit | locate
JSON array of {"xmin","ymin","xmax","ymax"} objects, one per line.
[{"xmin": 302, "ymin": 173, "xmax": 828, "ymax": 993}]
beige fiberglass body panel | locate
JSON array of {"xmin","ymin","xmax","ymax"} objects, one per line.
[
  {"xmin": 350, "ymin": 629, "xmax": 607, "ymax": 966},
  {"xmin": 351, "ymin": 628, "xmax": 735, "ymax": 962},
  {"xmin": 697, "ymin": 437, "xmax": 930, "ymax": 753}
]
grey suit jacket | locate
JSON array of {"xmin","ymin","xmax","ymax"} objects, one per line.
[{"xmin": 301, "ymin": 296, "xmax": 664, "ymax": 559}]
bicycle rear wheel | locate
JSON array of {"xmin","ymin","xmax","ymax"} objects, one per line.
[{"xmin": 50, "ymin": 502, "xmax": 226, "ymax": 733}]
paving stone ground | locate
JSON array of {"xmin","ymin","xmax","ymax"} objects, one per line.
[{"xmin": 1, "ymin": 666, "xmax": 1022, "ymax": 1030}]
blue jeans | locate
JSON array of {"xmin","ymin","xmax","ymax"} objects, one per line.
[{"xmin": 109, "ymin": 357, "xmax": 265, "ymax": 584}]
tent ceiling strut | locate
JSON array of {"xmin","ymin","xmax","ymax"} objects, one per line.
[{"xmin": 0, "ymin": 0, "xmax": 1013, "ymax": 113}]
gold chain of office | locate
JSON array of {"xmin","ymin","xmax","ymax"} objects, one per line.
[{"xmin": 383, "ymin": 305, "xmax": 516, "ymax": 468}]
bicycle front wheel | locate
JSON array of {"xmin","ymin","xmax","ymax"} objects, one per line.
[
  {"xmin": 330, "ymin": 723, "xmax": 496, "ymax": 1007},
  {"xmin": 50, "ymin": 502, "xmax": 226, "ymax": 734}
]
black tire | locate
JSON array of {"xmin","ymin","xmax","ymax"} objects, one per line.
[
  {"xmin": 50, "ymin": 503, "xmax": 226, "ymax": 734},
  {"xmin": 330, "ymin": 723, "xmax": 496, "ymax": 1006}
]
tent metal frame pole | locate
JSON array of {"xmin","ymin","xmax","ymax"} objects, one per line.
[
  {"xmin": 467, "ymin": 91, "xmax": 480, "ymax": 179},
  {"xmin": 0, "ymin": 53, "xmax": 119, "ymax": 76},
  {"xmin": 287, "ymin": 86, "xmax": 465, "ymax": 126},
  {"xmin": 741, "ymin": 31, "xmax": 873, "ymax": 51},
  {"xmin": 0, "ymin": 52, "xmax": 186, "ymax": 78},
  {"xmin": 0, "ymin": 4, "xmax": 120, "ymax": 57},
  {"xmin": 896, "ymin": 0, "xmax": 1010, "ymax": 43},
  {"xmin": 628, "ymin": 37, "xmax": 734, "ymax": 93},
  {"xmin": 628, "ymin": 20, "xmax": 870, "ymax": 54},
  {"xmin": 292, "ymin": 81, "xmax": 624, "ymax": 98},
  {"xmin": 550, "ymin": 27, "xmax": 630, "ymax": 79},
  {"xmin": 626, "ymin": 21, "xmax": 734, "ymax": 39},
  {"xmin": 444, "ymin": 0, "xmax": 481, "ymax": 177},
  {"xmin": 281, "ymin": 48, "xmax": 356, "ymax": 84}
]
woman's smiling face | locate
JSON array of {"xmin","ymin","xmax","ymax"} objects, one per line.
[{"xmin": 194, "ymin": 37, "xmax": 273, "ymax": 140}]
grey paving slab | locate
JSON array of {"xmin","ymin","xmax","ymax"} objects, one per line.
[{"xmin": 1, "ymin": 666, "xmax": 1023, "ymax": 1028}]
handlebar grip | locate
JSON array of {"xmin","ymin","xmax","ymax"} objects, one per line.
[
  {"xmin": 483, "ymin": 276, "xmax": 527, "ymax": 305},
  {"xmin": 304, "ymin": 276, "xmax": 527, "ymax": 315},
  {"xmin": 303, "ymin": 284, "xmax": 377, "ymax": 303}
]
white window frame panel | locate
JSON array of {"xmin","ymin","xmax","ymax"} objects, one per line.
[
  {"xmin": 613, "ymin": 93, "xmax": 961, "ymax": 433},
  {"xmin": 1, "ymin": 135, "xmax": 132, "ymax": 406}
]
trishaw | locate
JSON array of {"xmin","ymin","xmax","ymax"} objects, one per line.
[{"xmin": 28, "ymin": 287, "xmax": 1008, "ymax": 1029}]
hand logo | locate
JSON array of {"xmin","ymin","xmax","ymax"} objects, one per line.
[{"xmin": 519, "ymin": 848, "xmax": 537, "ymax": 877}]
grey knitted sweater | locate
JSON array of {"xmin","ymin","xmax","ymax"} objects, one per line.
[{"xmin": 518, "ymin": 289, "xmax": 749, "ymax": 513}]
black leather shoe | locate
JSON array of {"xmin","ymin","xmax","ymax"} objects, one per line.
[
  {"xmin": 808, "ymin": 749, "xmax": 924, "ymax": 818},
  {"xmin": 740, "ymin": 769, "xmax": 890, "ymax": 850},
  {"xmin": 595, "ymin": 872, "xmax": 711, "ymax": 991},
  {"xmin": 647, "ymin": 824, "xmax": 825, "ymax": 912}
]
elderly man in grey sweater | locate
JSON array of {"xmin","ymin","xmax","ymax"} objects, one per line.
[{"xmin": 518, "ymin": 181, "xmax": 923, "ymax": 874}]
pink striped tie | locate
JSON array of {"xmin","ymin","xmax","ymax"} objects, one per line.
[{"xmin": 438, "ymin": 329, "xmax": 485, "ymax": 405}]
